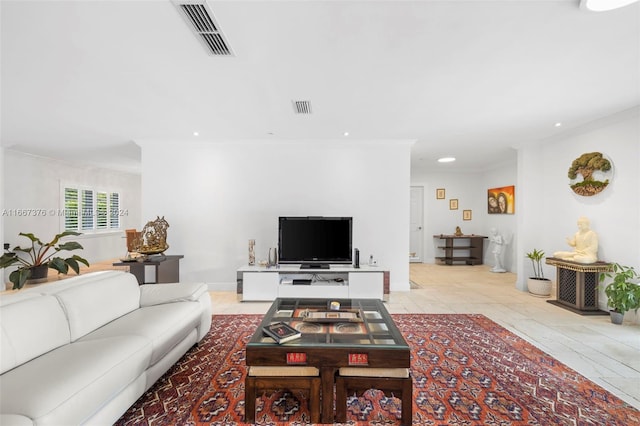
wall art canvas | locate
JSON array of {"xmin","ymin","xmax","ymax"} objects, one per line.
[{"xmin": 488, "ymin": 186, "xmax": 515, "ymax": 214}]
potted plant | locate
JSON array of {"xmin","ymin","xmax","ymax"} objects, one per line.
[
  {"xmin": 526, "ymin": 248, "xmax": 552, "ymax": 297},
  {"xmin": 599, "ymin": 263, "xmax": 640, "ymax": 325},
  {"xmin": 0, "ymin": 231, "xmax": 90, "ymax": 290}
]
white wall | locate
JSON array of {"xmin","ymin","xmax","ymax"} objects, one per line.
[
  {"xmin": 517, "ymin": 107, "xmax": 639, "ymax": 316},
  {"xmin": 139, "ymin": 140, "xmax": 413, "ymax": 292},
  {"xmin": 0, "ymin": 148, "xmax": 4, "ymax": 270},
  {"xmin": 410, "ymin": 172, "xmax": 486, "ymax": 263},
  {"xmin": 482, "ymin": 160, "xmax": 518, "ymax": 270},
  {"xmin": 2, "ymin": 150, "xmax": 142, "ymax": 289},
  {"xmin": 410, "ymin": 154, "xmax": 518, "ymax": 272}
]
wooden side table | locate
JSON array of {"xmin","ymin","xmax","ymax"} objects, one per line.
[
  {"xmin": 545, "ymin": 257, "xmax": 610, "ymax": 315},
  {"xmin": 113, "ymin": 255, "xmax": 184, "ymax": 284}
]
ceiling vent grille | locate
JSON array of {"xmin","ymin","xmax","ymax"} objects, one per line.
[
  {"xmin": 175, "ymin": 1, "xmax": 234, "ymax": 56},
  {"xmin": 293, "ymin": 100, "xmax": 312, "ymax": 114}
]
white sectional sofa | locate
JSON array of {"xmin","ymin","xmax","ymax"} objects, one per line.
[{"xmin": 0, "ymin": 270, "xmax": 212, "ymax": 425}]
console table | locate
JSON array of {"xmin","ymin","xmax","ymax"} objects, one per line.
[
  {"xmin": 434, "ymin": 234, "xmax": 487, "ymax": 265},
  {"xmin": 113, "ymin": 255, "xmax": 184, "ymax": 284},
  {"xmin": 545, "ymin": 257, "xmax": 610, "ymax": 315},
  {"xmin": 236, "ymin": 264, "xmax": 389, "ymax": 301}
]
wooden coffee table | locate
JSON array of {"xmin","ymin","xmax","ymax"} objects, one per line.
[{"xmin": 245, "ymin": 298, "xmax": 411, "ymax": 424}]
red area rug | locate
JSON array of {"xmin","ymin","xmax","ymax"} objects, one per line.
[{"xmin": 116, "ymin": 314, "xmax": 639, "ymax": 425}]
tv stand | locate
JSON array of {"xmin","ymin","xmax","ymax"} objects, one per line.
[
  {"xmin": 237, "ymin": 264, "xmax": 389, "ymax": 301},
  {"xmin": 300, "ymin": 264, "xmax": 330, "ymax": 270}
]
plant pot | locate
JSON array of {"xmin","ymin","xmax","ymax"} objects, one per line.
[
  {"xmin": 527, "ymin": 277, "xmax": 552, "ymax": 297},
  {"xmin": 609, "ymin": 310, "xmax": 624, "ymax": 325},
  {"xmin": 25, "ymin": 264, "xmax": 50, "ymax": 284}
]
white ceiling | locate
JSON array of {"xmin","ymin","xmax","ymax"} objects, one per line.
[{"xmin": 1, "ymin": 0, "xmax": 638, "ymax": 174}]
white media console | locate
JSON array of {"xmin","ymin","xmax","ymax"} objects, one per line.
[{"xmin": 236, "ymin": 264, "xmax": 389, "ymax": 301}]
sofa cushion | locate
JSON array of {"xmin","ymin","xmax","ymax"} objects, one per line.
[
  {"xmin": 79, "ymin": 301, "xmax": 202, "ymax": 366},
  {"xmin": 139, "ymin": 282, "xmax": 207, "ymax": 307},
  {"xmin": 0, "ymin": 295, "xmax": 70, "ymax": 374},
  {"xmin": 0, "ymin": 335, "xmax": 151, "ymax": 425},
  {"xmin": 50, "ymin": 271, "xmax": 141, "ymax": 341},
  {"xmin": 30, "ymin": 270, "xmax": 124, "ymax": 296}
]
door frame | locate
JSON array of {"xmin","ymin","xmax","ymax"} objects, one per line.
[{"xmin": 410, "ymin": 186, "xmax": 424, "ymax": 263}]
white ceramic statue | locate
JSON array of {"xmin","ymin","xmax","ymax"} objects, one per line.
[
  {"xmin": 553, "ymin": 216, "xmax": 598, "ymax": 264},
  {"xmin": 489, "ymin": 228, "xmax": 506, "ymax": 273}
]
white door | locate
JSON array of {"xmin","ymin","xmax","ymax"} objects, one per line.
[{"xmin": 410, "ymin": 186, "xmax": 424, "ymax": 263}]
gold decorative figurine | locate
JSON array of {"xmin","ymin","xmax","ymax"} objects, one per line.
[{"xmin": 138, "ymin": 216, "xmax": 170, "ymax": 255}]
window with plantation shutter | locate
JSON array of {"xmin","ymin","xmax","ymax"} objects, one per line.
[
  {"xmin": 96, "ymin": 192, "xmax": 108, "ymax": 229},
  {"xmin": 81, "ymin": 189, "xmax": 94, "ymax": 230},
  {"xmin": 109, "ymin": 192, "xmax": 120, "ymax": 228},
  {"xmin": 62, "ymin": 185, "xmax": 122, "ymax": 233},
  {"xmin": 64, "ymin": 188, "xmax": 79, "ymax": 231}
]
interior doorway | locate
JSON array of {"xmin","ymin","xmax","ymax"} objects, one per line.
[{"xmin": 409, "ymin": 186, "xmax": 424, "ymax": 263}]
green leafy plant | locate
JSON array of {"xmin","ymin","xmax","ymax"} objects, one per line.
[
  {"xmin": 0, "ymin": 231, "xmax": 90, "ymax": 290},
  {"xmin": 526, "ymin": 248, "xmax": 545, "ymax": 279},
  {"xmin": 599, "ymin": 263, "xmax": 640, "ymax": 314}
]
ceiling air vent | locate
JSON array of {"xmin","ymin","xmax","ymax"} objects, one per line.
[
  {"xmin": 293, "ymin": 100, "xmax": 312, "ymax": 114},
  {"xmin": 174, "ymin": 1, "xmax": 234, "ymax": 56}
]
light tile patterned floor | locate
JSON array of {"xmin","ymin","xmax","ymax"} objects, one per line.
[{"xmin": 212, "ymin": 263, "xmax": 640, "ymax": 410}]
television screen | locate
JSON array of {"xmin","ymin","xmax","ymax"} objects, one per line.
[{"xmin": 278, "ymin": 216, "xmax": 352, "ymax": 268}]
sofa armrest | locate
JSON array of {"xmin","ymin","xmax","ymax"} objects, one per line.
[{"xmin": 139, "ymin": 283, "xmax": 207, "ymax": 307}]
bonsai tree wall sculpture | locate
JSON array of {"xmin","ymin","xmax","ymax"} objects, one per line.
[{"xmin": 568, "ymin": 152, "xmax": 612, "ymax": 196}]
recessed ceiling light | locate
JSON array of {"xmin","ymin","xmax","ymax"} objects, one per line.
[
  {"xmin": 344, "ymin": 132, "xmax": 349, "ymax": 136},
  {"xmin": 193, "ymin": 131, "xmax": 199, "ymax": 136},
  {"xmin": 555, "ymin": 122, "xmax": 562, "ymax": 127},
  {"xmin": 437, "ymin": 157, "xmax": 456, "ymax": 163}
]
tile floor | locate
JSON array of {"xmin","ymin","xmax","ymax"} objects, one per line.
[{"xmin": 212, "ymin": 263, "xmax": 640, "ymax": 410}]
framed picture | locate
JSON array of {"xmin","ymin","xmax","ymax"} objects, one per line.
[
  {"xmin": 436, "ymin": 188, "xmax": 445, "ymax": 199},
  {"xmin": 449, "ymin": 199, "xmax": 458, "ymax": 210},
  {"xmin": 488, "ymin": 185, "xmax": 515, "ymax": 214},
  {"xmin": 463, "ymin": 210, "xmax": 472, "ymax": 221}
]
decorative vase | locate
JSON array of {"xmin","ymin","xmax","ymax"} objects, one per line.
[
  {"xmin": 527, "ymin": 277, "xmax": 552, "ymax": 297},
  {"xmin": 609, "ymin": 311, "xmax": 624, "ymax": 325},
  {"xmin": 248, "ymin": 240, "xmax": 255, "ymax": 266},
  {"xmin": 268, "ymin": 247, "xmax": 278, "ymax": 268}
]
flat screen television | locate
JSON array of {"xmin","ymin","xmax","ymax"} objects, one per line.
[{"xmin": 278, "ymin": 216, "xmax": 352, "ymax": 269}]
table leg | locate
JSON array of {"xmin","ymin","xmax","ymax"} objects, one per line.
[
  {"xmin": 127, "ymin": 264, "xmax": 145, "ymax": 284},
  {"xmin": 401, "ymin": 377, "xmax": 413, "ymax": 426},
  {"xmin": 157, "ymin": 258, "xmax": 180, "ymax": 283},
  {"xmin": 245, "ymin": 376, "xmax": 256, "ymax": 423},
  {"xmin": 320, "ymin": 367, "xmax": 336, "ymax": 424}
]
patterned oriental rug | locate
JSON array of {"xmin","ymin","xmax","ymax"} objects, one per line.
[{"xmin": 116, "ymin": 314, "xmax": 639, "ymax": 425}]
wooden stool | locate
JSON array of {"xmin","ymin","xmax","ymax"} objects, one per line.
[
  {"xmin": 245, "ymin": 366, "xmax": 321, "ymax": 424},
  {"xmin": 336, "ymin": 367, "xmax": 412, "ymax": 425}
]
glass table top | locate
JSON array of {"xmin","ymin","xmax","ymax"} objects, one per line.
[{"xmin": 247, "ymin": 298, "xmax": 408, "ymax": 349}]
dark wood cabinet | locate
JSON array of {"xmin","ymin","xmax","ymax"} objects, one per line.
[
  {"xmin": 545, "ymin": 257, "xmax": 610, "ymax": 315},
  {"xmin": 434, "ymin": 234, "xmax": 487, "ymax": 265}
]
